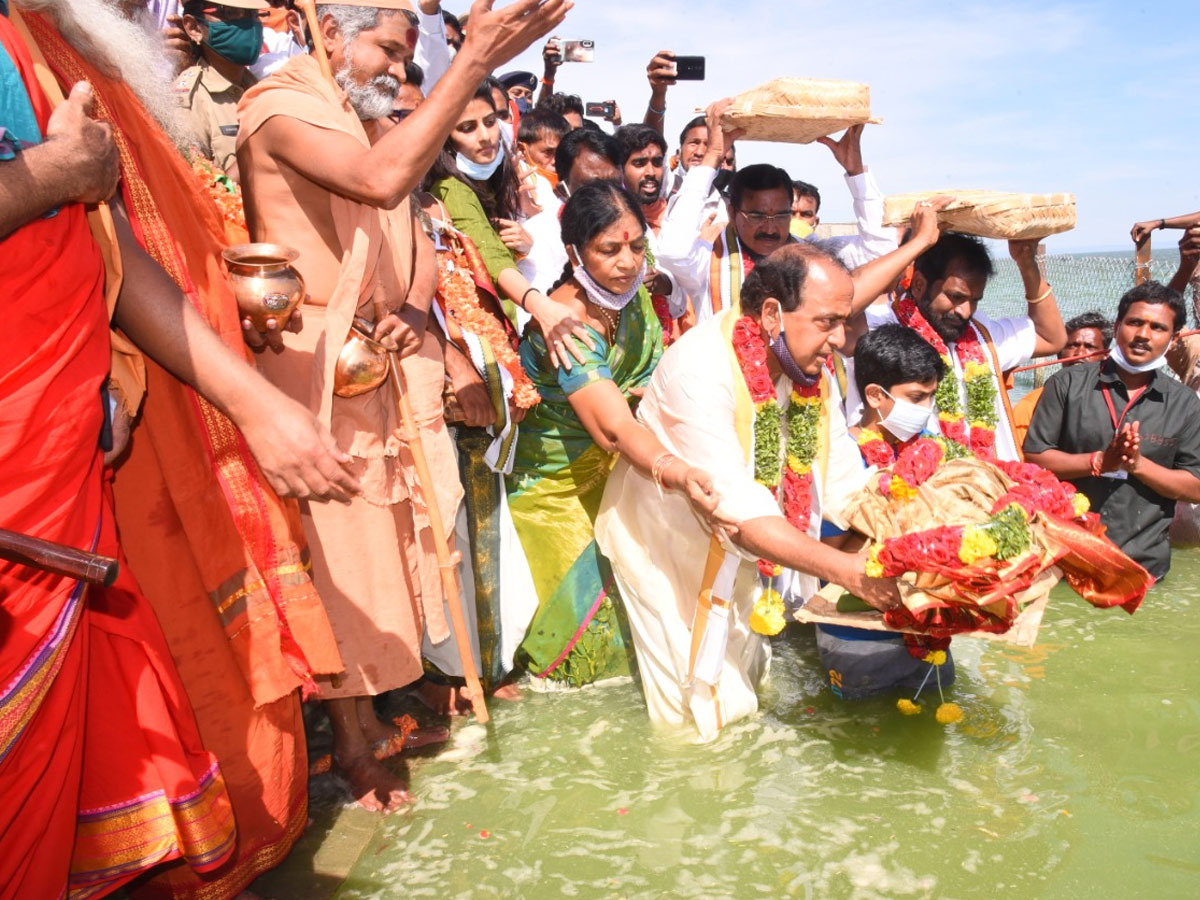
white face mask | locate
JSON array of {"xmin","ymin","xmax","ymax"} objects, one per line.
[
  {"xmin": 878, "ymin": 389, "xmax": 934, "ymax": 441},
  {"xmin": 1109, "ymin": 342, "xmax": 1168, "ymax": 374},
  {"xmin": 455, "ymin": 139, "xmax": 505, "ymax": 181},
  {"xmin": 571, "ymin": 249, "xmax": 647, "ymax": 312}
]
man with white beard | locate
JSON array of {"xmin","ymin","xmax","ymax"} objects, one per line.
[{"xmin": 236, "ymin": 0, "xmax": 570, "ymax": 812}]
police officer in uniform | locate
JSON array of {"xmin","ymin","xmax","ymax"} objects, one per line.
[{"xmin": 175, "ymin": 0, "xmax": 266, "ymax": 180}]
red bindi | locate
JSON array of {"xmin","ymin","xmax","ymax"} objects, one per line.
[{"xmin": 622, "ymin": 230, "xmax": 629, "ymax": 240}]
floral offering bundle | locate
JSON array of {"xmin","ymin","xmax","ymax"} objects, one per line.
[{"xmin": 844, "ymin": 439, "xmax": 1153, "ymax": 640}]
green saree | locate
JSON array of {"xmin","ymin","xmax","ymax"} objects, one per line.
[{"xmin": 507, "ymin": 289, "xmax": 663, "ymax": 686}]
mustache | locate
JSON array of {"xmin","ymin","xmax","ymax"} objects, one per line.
[
  {"xmin": 754, "ymin": 232, "xmax": 784, "ymax": 242},
  {"xmin": 637, "ymin": 176, "xmax": 660, "ymax": 190},
  {"xmin": 372, "ymin": 74, "xmax": 401, "ymax": 97}
]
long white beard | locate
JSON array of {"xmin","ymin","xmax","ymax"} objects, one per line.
[{"xmin": 14, "ymin": 0, "xmax": 190, "ymax": 149}]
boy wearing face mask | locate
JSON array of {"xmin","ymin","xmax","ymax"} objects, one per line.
[
  {"xmin": 175, "ymin": 0, "xmax": 266, "ymax": 180},
  {"xmin": 815, "ymin": 324, "xmax": 954, "ymax": 700}
]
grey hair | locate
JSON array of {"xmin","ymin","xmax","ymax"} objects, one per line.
[{"xmin": 315, "ymin": 4, "xmax": 415, "ymax": 47}]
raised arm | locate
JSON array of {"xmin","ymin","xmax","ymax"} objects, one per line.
[
  {"xmin": 642, "ymin": 50, "xmax": 676, "ymax": 132},
  {"xmin": 536, "ymin": 36, "xmax": 562, "ymax": 106},
  {"xmin": 1131, "ymin": 211, "xmax": 1200, "ymax": 244},
  {"xmin": 1009, "ymin": 238, "xmax": 1066, "ymax": 357},
  {"xmin": 1168, "ymin": 226, "xmax": 1200, "ymax": 295},
  {"xmin": 413, "ymin": 0, "xmax": 453, "ymax": 90},
  {"xmin": 845, "ymin": 198, "xmax": 947, "ymax": 313},
  {"xmin": 815, "ymin": 124, "xmax": 898, "ymax": 262},
  {"xmin": 249, "ymin": 0, "xmax": 571, "ymax": 210}
]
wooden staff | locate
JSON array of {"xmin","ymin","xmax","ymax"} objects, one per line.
[
  {"xmin": 1135, "ymin": 234, "xmax": 1152, "ymax": 286},
  {"xmin": 297, "ymin": 0, "xmax": 334, "ymax": 83},
  {"xmin": 295, "ymin": 14, "xmax": 489, "ymax": 722},
  {"xmin": 389, "ymin": 359, "xmax": 488, "ymax": 723},
  {"xmin": 0, "ymin": 528, "xmax": 118, "ymax": 586}
]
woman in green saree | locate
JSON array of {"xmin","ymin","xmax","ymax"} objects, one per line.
[{"xmin": 508, "ymin": 181, "xmax": 725, "ymax": 687}]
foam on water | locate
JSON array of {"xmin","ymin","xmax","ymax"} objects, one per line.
[{"xmin": 332, "ymin": 551, "xmax": 1200, "ymax": 900}]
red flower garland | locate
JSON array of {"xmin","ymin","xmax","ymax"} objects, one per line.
[
  {"xmin": 893, "ymin": 296, "xmax": 997, "ymax": 459},
  {"xmin": 732, "ymin": 316, "xmax": 821, "ymax": 578}
]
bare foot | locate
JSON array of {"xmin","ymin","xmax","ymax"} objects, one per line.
[
  {"xmin": 333, "ymin": 754, "xmax": 414, "ymax": 813},
  {"xmin": 492, "ymin": 682, "xmax": 523, "ymax": 702},
  {"xmin": 413, "ymin": 680, "xmax": 472, "ymax": 716}
]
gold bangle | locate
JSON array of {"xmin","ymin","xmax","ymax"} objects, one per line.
[
  {"xmin": 651, "ymin": 452, "xmax": 677, "ymax": 490},
  {"xmin": 1026, "ymin": 285, "xmax": 1053, "ymax": 304}
]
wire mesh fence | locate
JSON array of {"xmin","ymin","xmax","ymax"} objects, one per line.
[{"xmin": 982, "ymin": 248, "xmax": 1196, "ymax": 393}]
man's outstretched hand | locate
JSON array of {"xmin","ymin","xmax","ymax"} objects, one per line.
[
  {"xmin": 238, "ymin": 395, "xmax": 362, "ymax": 503},
  {"xmin": 463, "ymin": 0, "xmax": 573, "ymax": 72}
]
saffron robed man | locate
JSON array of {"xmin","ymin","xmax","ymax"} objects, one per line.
[
  {"xmin": 236, "ymin": 0, "xmax": 572, "ymax": 812},
  {"xmin": 596, "ymin": 244, "xmax": 903, "ymax": 742}
]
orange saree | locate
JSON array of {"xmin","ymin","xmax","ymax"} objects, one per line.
[
  {"xmin": 0, "ymin": 13, "xmax": 234, "ymax": 900},
  {"xmin": 19, "ymin": 9, "xmax": 347, "ymax": 899}
]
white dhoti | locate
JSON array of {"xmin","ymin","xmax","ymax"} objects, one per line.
[{"xmin": 596, "ymin": 311, "xmax": 866, "ymax": 741}]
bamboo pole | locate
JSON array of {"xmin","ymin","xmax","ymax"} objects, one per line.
[
  {"xmin": 389, "ymin": 360, "xmax": 488, "ymax": 722},
  {"xmin": 1135, "ymin": 234, "xmax": 1152, "ymax": 286},
  {"xmin": 297, "ymin": 0, "xmax": 334, "ymax": 83}
]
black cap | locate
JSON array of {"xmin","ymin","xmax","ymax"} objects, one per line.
[{"xmin": 498, "ymin": 70, "xmax": 538, "ymax": 92}]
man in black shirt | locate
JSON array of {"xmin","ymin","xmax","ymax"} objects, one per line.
[{"xmin": 1024, "ymin": 282, "xmax": 1200, "ymax": 579}]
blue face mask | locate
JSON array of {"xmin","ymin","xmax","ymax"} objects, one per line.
[
  {"xmin": 770, "ymin": 322, "xmax": 819, "ymax": 388},
  {"xmin": 204, "ymin": 17, "xmax": 263, "ymax": 67},
  {"xmin": 514, "ymin": 97, "xmax": 533, "ymax": 115},
  {"xmin": 455, "ymin": 140, "xmax": 505, "ymax": 182}
]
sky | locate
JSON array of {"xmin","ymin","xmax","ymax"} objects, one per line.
[{"xmin": 486, "ymin": 0, "xmax": 1200, "ymax": 252}]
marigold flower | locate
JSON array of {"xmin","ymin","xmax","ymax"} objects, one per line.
[
  {"xmin": 923, "ymin": 650, "xmax": 947, "ymax": 666},
  {"xmin": 749, "ymin": 587, "xmax": 787, "ymax": 636},
  {"xmin": 935, "ymin": 702, "xmax": 964, "ymax": 724},
  {"xmin": 958, "ymin": 526, "xmax": 999, "ymax": 565},
  {"xmin": 864, "ymin": 543, "xmax": 885, "ymax": 578},
  {"xmin": 1072, "ymin": 492, "xmax": 1091, "ymax": 517},
  {"xmin": 888, "ymin": 474, "xmax": 918, "ymax": 502},
  {"xmin": 897, "ymin": 698, "xmax": 922, "ymax": 715}
]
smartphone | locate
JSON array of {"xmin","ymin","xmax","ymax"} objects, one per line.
[
  {"xmin": 585, "ymin": 101, "xmax": 615, "ymax": 118},
  {"xmin": 672, "ymin": 55, "xmax": 705, "ymax": 81},
  {"xmin": 562, "ymin": 39, "xmax": 595, "ymax": 63}
]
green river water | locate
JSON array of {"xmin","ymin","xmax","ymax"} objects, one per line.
[{"xmin": 328, "ymin": 549, "xmax": 1200, "ymax": 900}]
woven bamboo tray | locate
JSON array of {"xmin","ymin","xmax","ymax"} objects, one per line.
[
  {"xmin": 720, "ymin": 77, "xmax": 879, "ymax": 144},
  {"xmin": 883, "ymin": 190, "xmax": 1077, "ymax": 240}
]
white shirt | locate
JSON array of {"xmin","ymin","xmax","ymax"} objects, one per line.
[
  {"xmin": 814, "ymin": 168, "xmax": 898, "ymax": 269},
  {"xmin": 655, "ymin": 165, "xmax": 896, "ymax": 321},
  {"xmin": 250, "ymin": 28, "xmax": 305, "ymax": 80},
  {"xmin": 634, "ymin": 312, "xmax": 867, "ymax": 600},
  {"xmin": 864, "ymin": 305, "xmax": 1037, "ymax": 461},
  {"xmin": 655, "ymin": 164, "xmax": 727, "ymax": 317},
  {"xmin": 414, "ymin": 7, "xmax": 452, "ymax": 90}
]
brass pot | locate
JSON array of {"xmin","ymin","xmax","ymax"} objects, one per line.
[
  {"xmin": 221, "ymin": 243, "xmax": 306, "ymax": 332},
  {"xmin": 334, "ymin": 318, "xmax": 390, "ymax": 398}
]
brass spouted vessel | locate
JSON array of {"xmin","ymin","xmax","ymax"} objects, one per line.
[
  {"xmin": 222, "ymin": 243, "xmax": 306, "ymax": 331},
  {"xmin": 334, "ymin": 317, "xmax": 390, "ymax": 398}
]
